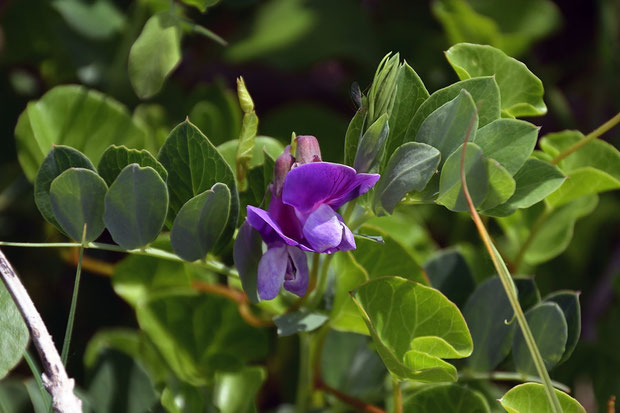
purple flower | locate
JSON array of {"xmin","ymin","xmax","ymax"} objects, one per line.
[{"xmin": 246, "ymin": 136, "xmax": 380, "ymax": 300}]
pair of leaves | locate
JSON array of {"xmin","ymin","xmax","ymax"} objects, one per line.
[
  {"xmin": 464, "ymin": 276, "xmax": 581, "ymax": 374},
  {"xmin": 351, "ymin": 276, "xmax": 473, "ymax": 382}
]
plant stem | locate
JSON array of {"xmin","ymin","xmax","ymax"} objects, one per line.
[
  {"xmin": 551, "ymin": 111, "xmax": 620, "ymax": 165},
  {"xmin": 23, "ymin": 349, "xmax": 52, "ymax": 409},
  {"xmin": 314, "ymin": 379, "xmax": 386, "ymax": 413},
  {"xmin": 0, "ymin": 241, "xmax": 239, "ymax": 279},
  {"xmin": 60, "ymin": 226, "xmax": 87, "ymax": 366},
  {"xmin": 511, "ymin": 208, "xmax": 549, "ymax": 273},
  {"xmin": 459, "ymin": 371, "xmax": 571, "ymax": 393},
  {"xmin": 295, "ymin": 332, "xmax": 311, "ymax": 413},
  {"xmin": 460, "ymin": 117, "xmax": 564, "ymax": 413},
  {"xmin": 306, "ymin": 255, "xmax": 334, "ymax": 310},
  {"xmin": 0, "ymin": 248, "xmax": 82, "ymax": 412},
  {"xmin": 392, "ymin": 378, "xmax": 402, "ymax": 413}
]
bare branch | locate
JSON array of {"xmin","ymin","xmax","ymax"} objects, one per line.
[{"xmin": 0, "ymin": 248, "xmax": 82, "ymax": 413}]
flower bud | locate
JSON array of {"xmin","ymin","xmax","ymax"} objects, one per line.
[
  {"xmin": 294, "ymin": 135, "xmax": 322, "ymax": 165},
  {"xmin": 273, "ymin": 146, "xmax": 294, "ymax": 196}
]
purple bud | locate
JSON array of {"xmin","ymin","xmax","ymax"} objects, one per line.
[
  {"xmin": 294, "ymin": 136, "xmax": 322, "ymax": 165},
  {"xmin": 273, "ymin": 146, "xmax": 294, "ymax": 197}
]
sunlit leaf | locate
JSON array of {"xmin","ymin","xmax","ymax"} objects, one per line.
[
  {"xmin": 213, "ymin": 366, "xmax": 266, "ymax": 413},
  {"xmin": 437, "ymin": 143, "xmax": 488, "ymax": 212},
  {"xmin": 500, "ymin": 383, "xmax": 585, "ymax": 413}
]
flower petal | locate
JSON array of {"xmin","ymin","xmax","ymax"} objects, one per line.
[
  {"xmin": 257, "ymin": 246, "xmax": 288, "ymax": 300},
  {"xmin": 282, "ymin": 162, "xmax": 380, "ymax": 212},
  {"xmin": 338, "ymin": 223, "xmax": 356, "ymax": 251},
  {"xmin": 283, "ymin": 246, "xmax": 309, "ymax": 297},
  {"xmin": 246, "ymin": 205, "xmax": 300, "ymax": 248},
  {"xmin": 302, "ymin": 204, "xmax": 344, "ymax": 252}
]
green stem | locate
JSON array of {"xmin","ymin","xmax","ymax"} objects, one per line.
[
  {"xmin": 460, "ymin": 116, "xmax": 563, "ymax": 412},
  {"xmin": 0, "ymin": 241, "xmax": 239, "ymax": 279},
  {"xmin": 459, "ymin": 371, "xmax": 571, "ymax": 393},
  {"xmin": 392, "ymin": 378, "xmax": 402, "ymax": 413},
  {"xmin": 23, "ymin": 349, "xmax": 51, "ymax": 408},
  {"xmin": 306, "ymin": 255, "xmax": 334, "ymax": 310},
  {"xmin": 551, "ymin": 111, "xmax": 620, "ymax": 165},
  {"xmin": 295, "ymin": 333, "xmax": 311, "ymax": 413},
  {"xmin": 512, "ymin": 208, "xmax": 549, "ymax": 273},
  {"xmin": 60, "ymin": 226, "xmax": 87, "ymax": 366}
]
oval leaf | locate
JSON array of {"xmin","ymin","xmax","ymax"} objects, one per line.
[
  {"xmin": 273, "ymin": 311, "xmax": 329, "ymax": 337},
  {"xmin": 15, "ymin": 85, "xmax": 146, "ymax": 181},
  {"xmin": 445, "ymin": 43, "xmax": 547, "ymax": 117},
  {"xmin": 373, "ymin": 142, "xmax": 441, "ymax": 216},
  {"xmin": 404, "ymin": 76, "xmax": 500, "ymax": 141},
  {"xmin": 500, "ymin": 383, "xmax": 585, "ymax": 413},
  {"xmin": 344, "ymin": 107, "xmax": 367, "ymax": 167},
  {"xmin": 213, "ymin": 366, "xmax": 266, "ymax": 413},
  {"xmin": 415, "ymin": 89, "xmax": 478, "ymax": 167},
  {"xmin": 128, "ymin": 12, "xmax": 181, "ymax": 99},
  {"xmin": 480, "ymin": 158, "xmax": 516, "ymax": 210},
  {"xmin": 49, "ymin": 168, "xmax": 108, "ymax": 242},
  {"xmin": 437, "ymin": 143, "xmax": 488, "ymax": 212},
  {"xmin": 352, "ymin": 276, "xmax": 473, "ymax": 382},
  {"xmin": 0, "ymin": 281, "xmax": 29, "ymax": 379},
  {"xmin": 474, "ymin": 119, "xmax": 539, "ymax": 175},
  {"xmin": 98, "ymin": 145, "xmax": 168, "ymax": 186},
  {"xmin": 170, "ymin": 183, "xmax": 231, "ymax": 262},
  {"xmin": 34, "ymin": 145, "xmax": 96, "ymax": 232},
  {"xmin": 158, "ymin": 120, "xmax": 239, "ymax": 250},
  {"xmin": 353, "ymin": 113, "xmax": 389, "ymax": 173},
  {"xmin": 543, "ymin": 291, "xmax": 581, "ymax": 365},
  {"xmin": 512, "ymin": 302, "xmax": 567, "ymax": 376},
  {"xmin": 104, "ymin": 164, "xmax": 168, "ymax": 250},
  {"xmin": 404, "ymin": 384, "xmax": 490, "ymax": 413},
  {"xmin": 503, "ymin": 159, "xmax": 566, "ymax": 210}
]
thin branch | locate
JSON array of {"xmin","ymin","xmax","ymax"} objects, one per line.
[
  {"xmin": 551, "ymin": 112, "xmax": 620, "ymax": 165},
  {"xmin": 392, "ymin": 378, "xmax": 403, "ymax": 413},
  {"xmin": 0, "ymin": 248, "xmax": 82, "ymax": 412},
  {"xmin": 314, "ymin": 378, "xmax": 386, "ymax": 413}
]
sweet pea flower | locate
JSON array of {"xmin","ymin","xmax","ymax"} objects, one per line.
[{"xmin": 246, "ymin": 136, "xmax": 380, "ymax": 300}]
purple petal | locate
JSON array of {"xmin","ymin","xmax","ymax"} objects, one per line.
[
  {"xmin": 257, "ymin": 246, "xmax": 288, "ymax": 300},
  {"xmin": 302, "ymin": 204, "xmax": 344, "ymax": 253},
  {"xmin": 338, "ymin": 223, "xmax": 356, "ymax": 251},
  {"xmin": 283, "ymin": 246, "xmax": 309, "ymax": 297},
  {"xmin": 267, "ymin": 193, "xmax": 303, "ymax": 241},
  {"xmin": 246, "ymin": 205, "xmax": 303, "ymax": 249},
  {"xmin": 282, "ymin": 162, "xmax": 380, "ymax": 212}
]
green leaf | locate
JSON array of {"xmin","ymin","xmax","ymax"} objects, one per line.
[
  {"xmin": 353, "ymin": 113, "xmax": 389, "ymax": 173},
  {"xmin": 214, "ymin": 366, "xmax": 266, "ymax": 413},
  {"xmin": 352, "ymin": 276, "xmax": 473, "ymax": 382},
  {"xmin": 424, "ymin": 249, "xmax": 475, "ymax": 308},
  {"xmin": 97, "ymin": 145, "xmax": 168, "ymax": 187},
  {"xmin": 136, "ymin": 291, "xmax": 268, "ymax": 385},
  {"xmin": 0, "ymin": 281, "xmax": 29, "ymax": 379},
  {"xmin": 51, "ymin": 0, "xmax": 124, "ymax": 40},
  {"xmin": 180, "ymin": 0, "xmax": 220, "ymax": 13},
  {"xmin": 480, "ymin": 158, "xmax": 516, "ymax": 210},
  {"xmin": 500, "ymin": 383, "xmax": 585, "ymax": 413},
  {"xmin": 445, "ymin": 43, "xmax": 546, "ymax": 117},
  {"xmin": 540, "ymin": 130, "xmax": 620, "ymax": 180},
  {"xmin": 170, "ymin": 183, "xmax": 231, "ymax": 261},
  {"xmin": 437, "ymin": 143, "xmax": 489, "ymax": 212},
  {"xmin": 330, "ymin": 252, "xmax": 371, "ymax": 334},
  {"xmin": 353, "ymin": 226, "xmax": 428, "ymax": 285},
  {"xmin": 403, "ymin": 383, "xmax": 491, "ymax": 413},
  {"xmin": 385, "ymin": 62, "xmax": 430, "ymax": 159},
  {"xmin": 543, "ymin": 291, "xmax": 581, "ymax": 365},
  {"xmin": 158, "ymin": 120, "xmax": 239, "ymax": 250},
  {"xmin": 112, "ymin": 255, "xmax": 191, "ymax": 308},
  {"xmin": 514, "ymin": 277, "xmax": 541, "ymax": 312},
  {"xmin": 218, "ymin": 136, "xmax": 284, "ymax": 174},
  {"xmin": 104, "ymin": 164, "xmax": 168, "ymax": 250},
  {"xmin": 128, "ymin": 12, "xmax": 181, "ymax": 99},
  {"xmin": 233, "ymin": 221, "xmax": 263, "ymax": 304},
  {"xmin": 34, "ymin": 145, "xmax": 96, "ymax": 232},
  {"xmin": 235, "ymin": 77, "xmax": 258, "ymax": 190},
  {"xmin": 15, "ymin": 85, "xmax": 146, "ymax": 181},
  {"xmin": 473, "ymin": 119, "xmax": 539, "ymax": 175},
  {"xmin": 273, "ymin": 311, "xmax": 328, "ymax": 337},
  {"xmin": 50, "ymin": 168, "xmax": 108, "ymax": 242},
  {"xmin": 86, "ymin": 350, "xmax": 159, "ymax": 413},
  {"xmin": 512, "ymin": 302, "xmax": 567, "ymax": 376},
  {"xmin": 545, "ymin": 167, "xmax": 619, "ymax": 208},
  {"xmin": 373, "ymin": 142, "xmax": 441, "ymax": 215},
  {"xmin": 416, "ymin": 89, "xmax": 478, "ymax": 167},
  {"xmin": 161, "ymin": 383, "xmax": 214, "ymax": 413},
  {"xmin": 404, "ymin": 76, "xmax": 500, "ymax": 142},
  {"xmin": 502, "ymin": 159, "xmax": 566, "ymax": 210},
  {"xmin": 344, "ymin": 107, "xmax": 367, "ymax": 166},
  {"xmin": 464, "ymin": 276, "xmax": 515, "ymax": 372}
]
